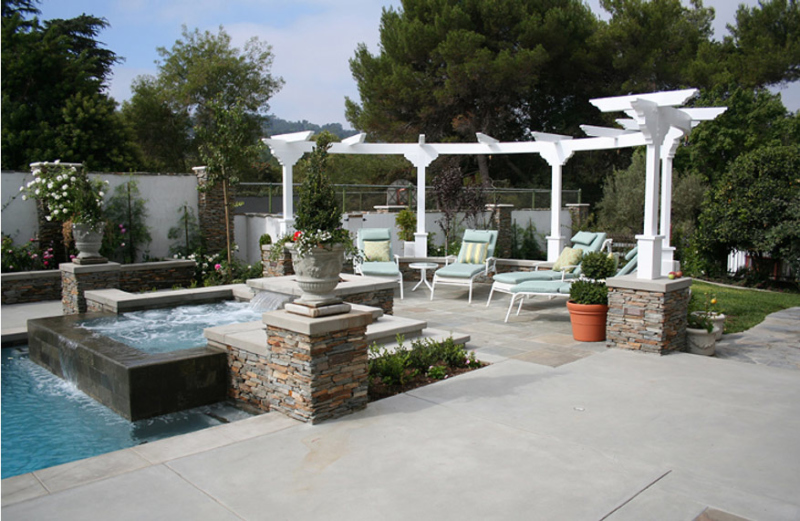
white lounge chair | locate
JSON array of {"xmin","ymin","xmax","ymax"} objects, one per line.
[
  {"xmin": 431, "ymin": 229, "xmax": 498, "ymax": 304},
  {"xmin": 487, "ymin": 231, "xmax": 612, "ymax": 306},
  {"xmin": 354, "ymin": 228, "xmax": 404, "ymax": 299}
]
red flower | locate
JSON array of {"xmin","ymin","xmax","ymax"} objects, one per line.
[{"xmin": 292, "ymin": 231, "xmax": 303, "ymax": 241}]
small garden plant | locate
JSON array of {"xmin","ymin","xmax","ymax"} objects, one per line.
[{"xmin": 367, "ymin": 335, "xmax": 484, "ymax": 401}]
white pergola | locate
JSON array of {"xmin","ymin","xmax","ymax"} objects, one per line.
[{"xmin": 263, "ymin": 88, "xmax": 725, "ymax": 281}]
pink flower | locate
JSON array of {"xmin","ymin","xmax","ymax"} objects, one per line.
[
  {"xmin": 43, "ymin": 261, "xmax": 48, "ymax": 266},
  {"xmin": 214, "ymin": 263, "xmax": 222, "ymax": 271},
  {"xmin": 70, "ymin": 254, "xmax": 76, "ymax": 260}
]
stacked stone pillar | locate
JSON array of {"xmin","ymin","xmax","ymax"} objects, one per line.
[
  {"xmin": 193, "ymin": 166, "xmax": 234, "ymax": 254},
  {"xmin": 261, "ymin": 245, "xmax": 294, "ymax": 277},
  {"xmin": 61, "ymin": 263, "xmax": 121, "ymax": 314},
  {"xmin": 606, "ymin": 275, "xmax": 691, "ymax": 354},
  {"xmin": 486, "ymin": 203, "xmax": 514, "ymax": 259},
  {"xmin": 262, "ymin": 309, "xmax": 372, "ymax": 423}
]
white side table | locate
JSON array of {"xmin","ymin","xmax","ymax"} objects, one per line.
[{"xmin": 409, "ymin": 262, "xmax": 438, "ymax": 292}]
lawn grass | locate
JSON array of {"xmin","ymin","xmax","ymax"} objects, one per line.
[{"xmin": 691, "ymin": 280, "xmax": 800, "ymax": 334}]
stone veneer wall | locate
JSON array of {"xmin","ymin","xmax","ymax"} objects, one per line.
[
  {"xmin": 343, "ymin": 287, "xmax": 394, "ymax": 315},
  {"xmin": 194, "ymin": 166, "xmax": 234, "ymax": 255},
  {"xmin": 263, "ymin": 310, "xmax": 371, "ymax": 424},
  {"xmin": 486, "ymin": 204, "xmax": 514, "ymax": 259},
  {"xmin": 119, "ymin": 261, "xmax": 195, "ymax": 292},
  {"xmin": 261, "ymin": 245, "xmax": 294, "ymax": 277},
  {"xmin": 225, "ymin": 345, "xmax": 271, "ymax": 412},
  {"xmin": 62, "ymin": 263, "xmax": 121, "ymax": 314},
  {"xmin": 606, "ymin": 276, "xmax": 691, "ymax": 354},
  {"xmin": 1, "ymin": 270, "xmax": 62, "ymax": 304},
  {"xmin": 61, "ymin": 260, "xmax": 196, "ymax": 314}
]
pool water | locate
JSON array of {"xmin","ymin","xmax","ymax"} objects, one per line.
[
  {"xmin": 78, "ymin": 300, "xmax": 264, "ymax": 353},
  {"xmin": 1, "ymin": 346, "xmax": 254, "ymax": 479}
]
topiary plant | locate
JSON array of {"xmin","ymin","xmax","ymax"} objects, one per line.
[
  {"xmin": 395, "ymin": 208, "xmax": 416, "ymax": 241},
  {"xmin": 569, "ymin": 251, "xmax": 618, "ymax": 305},
  {"xmin": 259, "ymin": 233, "xmax": 272, "ymax": 246}
]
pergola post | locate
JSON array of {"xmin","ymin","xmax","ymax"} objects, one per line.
[
  {"xmin": 533, "ymin": 133, "xmax": 574, "ymax": 262},
  {"xmin": 262, "ymin": 131, "xmax": 315, "ymax": 236},
  {"xmin": 404, "ymin": 135, "xmax": 439, "ymax": 258},
  {"xmin": 660, "ymin": 128, "xmax": 683, "ymax": 275}
]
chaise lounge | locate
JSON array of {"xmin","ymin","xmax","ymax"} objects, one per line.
[
  {"xmin": 431, "ymin": 229, "xmax": 498, "ymax": 304},
  {"xmin": 486, "ymin": 231, "xmax": 611, "ymax": 306},
  {"xmin": 354, "ymin": 228, "xmax": 404, "ymax": 299}
]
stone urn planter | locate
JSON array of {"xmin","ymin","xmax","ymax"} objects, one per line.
[
  {"xmin": 290, "ymin": 243, "xmax": 346, "ymax": 305},
  {"xmin": 72, "ymin": 222, "xmax": 106, "ymax": 264},
  {"xmin": 686, "ymin": 326, "xmax": 719, "ymax": 356},
  {"xmin": 691, "ymin": 311, "xmax": 726, "ymax": 341}
]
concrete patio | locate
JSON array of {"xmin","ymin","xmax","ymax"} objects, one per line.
[{"xmin": 2, "ymin": 281, "xmax": 799, "ymax": 520}]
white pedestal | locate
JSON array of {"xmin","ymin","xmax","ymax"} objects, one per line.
[
  {"xmin": 635, "ymin": 234, "xmax": 664, "ymax": 280},
  {"xmin": 546, "ymin": 235, "xmax": 566, "ymax": 262}
]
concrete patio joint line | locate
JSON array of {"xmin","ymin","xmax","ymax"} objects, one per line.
[
  {"xmin": 599, "ymin": 469, "xmax": 672, "ymax": 520},
  {"xmin": 163, "ymin": 462, "xmax": 248, "ymax": 521}
]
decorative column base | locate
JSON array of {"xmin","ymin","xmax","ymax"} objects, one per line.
[
  {"xmin": 661, "ymin": 245, "xmax": 679, "ymax": 276},
  {"xmin": 61, "ymin": 262, "xmax": 121, "ymax": 314},
  {"xmin": 262, "ymin": 309, "xmax": 372, "ymax": 423},
  {"xmin": 546, "ymin": 235, "xmax": 566, "ymax": 262},
  {"xmin": 635, "ymin": 234, "xmax": 664, "ymax": 280},
  {"xmin": 606, "ymin": 275, "xmax": 691, "ymax": 355}
]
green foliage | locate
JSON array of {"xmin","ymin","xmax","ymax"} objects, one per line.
[
  {"xmin": 687, "ymin": 292, "xmax": 717, "ymax": 333},
  {"xmin": 368, "ymin": 336, "xmax": 481, "ymax": 391},
  {"xmin": 568, "ymin": 279, "xmax": 609, "ymax": 305},
  {"xmin": 125, "ymin": 25, "xmax": 283, "ymax": 173},
  {"xmin": 171, "ymin": 247, "xmax": 261, "ymax": 286},
  {"xmin": 1, "ymin": 4, "xmax": 135, "ymax": 170},
  {"xmin": 21, "ymin": 163, "xmax": 106, "ymax": 227},
  {"xmin": 294, "ymin": 132, "xmax": 341, "ymax": 233},
  {"xmin": 101, "ymin": 179, "xmax": 151, "ymax": 263},
  {"xmin": 580, "ymin": 251, "xmax": 617, "ymax": 280},
  {"xmin": 168, "ymin": 204, "xmax": 201, "ymax": 257},
  {"xmin": 259, "ymin": 234, "xmax": 272, "ymax": 246},
  {"xmin": 691, "ymin": 280, "xmax": 800, "ymax": 334},
  {"xmin": 596, "ymin": 148, "xmax": 646, "ymax": 237},
  {"xmin": 510, "ymin": 220, "xmax": 545, "ymax": 260},
  {"xmin": 1, "ymin": 235, "xmax": 57, "ymax": 272},
  {"xmin": 395, "ymin": 208, "xmax": 417, "ymax": 242},
  {"xmin": 697, "ymin": 145, "xmax": 800, "ymax": 280}
]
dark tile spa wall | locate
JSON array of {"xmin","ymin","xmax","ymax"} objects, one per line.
[{"xmin": 27, "ymin": 314, "xmax": 228, "ymax": 421}]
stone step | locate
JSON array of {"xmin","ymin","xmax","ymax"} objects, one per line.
[
  {"xmin": 365, "ymin": 314, "xmax": 427, "ymax": 344},
  {"xmin": 369, "ymin": 328, "xmax": 471, "ymax": 356}
]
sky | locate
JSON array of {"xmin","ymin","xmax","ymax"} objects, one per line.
[{"xmin": 37, "ymin": 0, "xmax": 799, "ymax": 128}]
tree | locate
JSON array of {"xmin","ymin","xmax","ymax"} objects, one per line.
[
  {"xmin": 121, "ymin": 76, "xmax": 191, "ymax": 172},
  {"xmin": 1, "ymin": 1, "xmax": 136, "ymax": 170},
  {"xmin": 697, "ymin": 146, "xmax": 800, "ymax": 279},
  {"xmin": 125, "ymin": 25, "xmax": 283, "ymax": 172},
  {"xmin": 197, "ymin": 96, "xmax": 263, "ymax": 280},
  {"xmin": 346, "ymin": 0, "xmax": 599, "ymax": 184}
]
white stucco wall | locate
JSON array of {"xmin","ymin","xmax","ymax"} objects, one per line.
[{"xmin": 1, "ymin": 171, "xmax": 198, "ymax": 260}]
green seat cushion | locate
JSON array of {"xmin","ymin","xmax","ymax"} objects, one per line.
[
  {"xmin": 435, "ymin": 263, "xmax": 485, "ymax": 279},
  {"xmin": 360, "ymin": 261, "xmax": 400, "ymax": 277},
  {"xmin": 493, "ymin": 270, "xmax": 575, "ymax": 284},
  {"xmin": 552, "ymin": 247, "xmax": 583, "ymax": 272},
  {"xmin": 510, "ymin": 280, "xmax": 571, "ymax": 294},
  {"xmin": 364, "ymin": 240, "xmax": 391, "ymax": 262}
]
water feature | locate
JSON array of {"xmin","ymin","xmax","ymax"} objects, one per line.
[
  {"xmin": 1, "ymin": 345, "xmax": 254, "ymax": 479},
  {"xmin": 78, "ymin": 300, "xmax": 264, "ymax": 354}
]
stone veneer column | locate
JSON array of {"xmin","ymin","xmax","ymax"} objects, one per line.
[
  {"xmin": 193, "ymin": 166, "xmax": 233, "ymax": 254},
  {"xmin": 261, "ymin": 245, "xmax": 294, "ymax": 277},
  {"xmin": 61, "ymin": 262, "xmax": 122, "ymax": 314},
  {"xmin": 606, "ymin": 275, "xmax": 691, "ymax": 354},
  {"xmin": 262, "ymin": 309, "xmax": 372, "ymax": 424},
  {"xmin": 486, "ymin": 203, "xmax": 513, "ymax": 259}
]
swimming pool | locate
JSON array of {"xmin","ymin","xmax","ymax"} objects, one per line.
[{"xmin": 1, "ymin": 346, "xmax": 254, "ymax": 479}]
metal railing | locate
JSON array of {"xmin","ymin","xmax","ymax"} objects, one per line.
[{"xmin": 237, "ymin": 183, "xmax": 581, "ymax": 214}]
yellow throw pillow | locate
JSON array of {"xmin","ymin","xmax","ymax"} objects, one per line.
[
  {"xmin": 462, "ymin": 241, "xmax": 488, "ymax": 264},
  {"xmin": 552, "ymin": 247, "xmax": 583, "ymax": 272},
  {"xmin": 364, "ymin": 240, "xmax": 391, "ymax": 262}
]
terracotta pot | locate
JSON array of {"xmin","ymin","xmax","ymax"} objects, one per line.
[
  {"xmin": 686, "ymin": 326, "xmax": 719, "ymax": 356},
  {"xmin": 566, "ymin": 301, "xmax": 609, "ymax": 342},
  {"xmin": 290, "ymin": 243, "xmax": 345, "ymax": 304}
]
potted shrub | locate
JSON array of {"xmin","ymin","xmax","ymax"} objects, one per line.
[
  {"xmin": 22, "ymin": 162, "xmax": 108, "ymax": 264},
  {"xmin": 396, "ymin": 207, "xmax": 417, "ymax": 256},
  {"xmin": 567, "ymin": 251, "xmax": 617, "ymax": 342},
  {"xmin": 686, "ymin": 293, "xmax": 721, "ymax": 355},
  {"xmin": 270, "ymin": 132, "xmax": 356, "ymax": 304}
]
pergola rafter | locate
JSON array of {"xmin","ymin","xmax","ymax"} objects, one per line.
[{"xmin": 262, "ymin": 89, "xmax": 725, "ymax": 281}]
